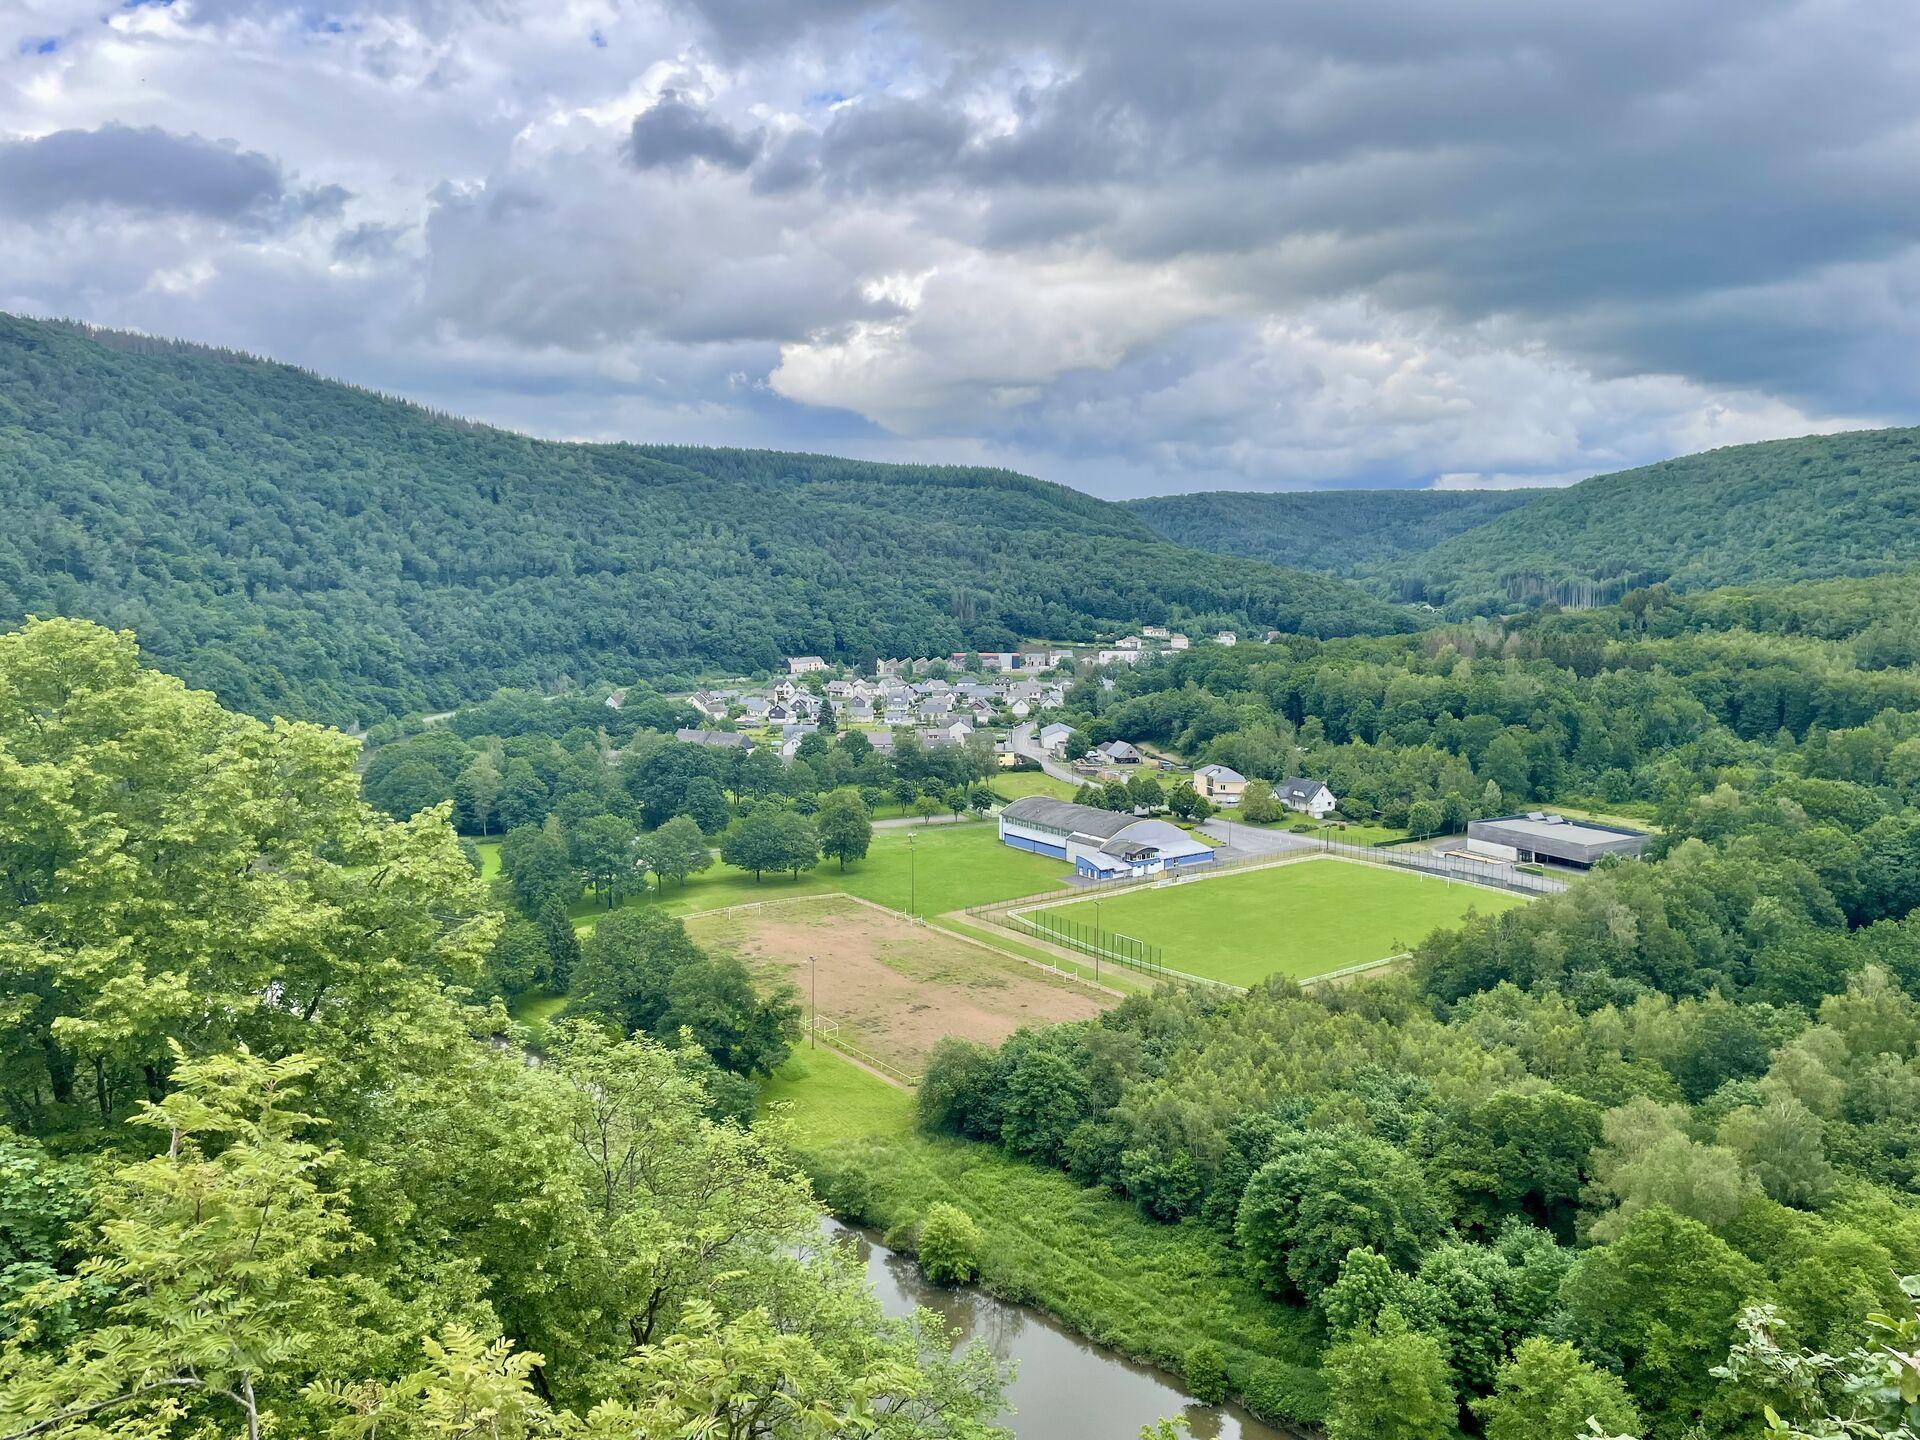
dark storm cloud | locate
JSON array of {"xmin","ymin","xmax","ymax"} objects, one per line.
[
  {"xmin": 626, "ymin": 91, "xmax": 763, "ymax": 172},
  {"xmin": 0, "ymin": 124, "xmax": 335, "ymax": 226},
  {"xmin": 681, "ymin": 0, "xmax": 1920, "ymax": 416}
]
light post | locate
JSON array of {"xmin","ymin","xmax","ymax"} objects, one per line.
[
  {"xmin": 809, "ymin": 954, "xmax": 817, "ymax": 1048},
  {"xmin": 908, "ymin": 832, "xmax": 918, "ymax": 919}
]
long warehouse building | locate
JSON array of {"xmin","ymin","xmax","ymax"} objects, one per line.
[{"xmin": 1466, "ymin": 812, "xmax": 1650, "ymax": 867}]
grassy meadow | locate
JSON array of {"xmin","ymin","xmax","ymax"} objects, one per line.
[{"xmin": 1037, "ymin": 857, "xmax": 1529, "ymax": 986}]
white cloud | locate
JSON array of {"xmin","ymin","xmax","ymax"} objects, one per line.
[{"xmin": 0, "ymin": 0, "xmax": 1913, "ymax": 496}]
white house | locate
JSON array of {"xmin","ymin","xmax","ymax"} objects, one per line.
[
  {"xmin": 1039, "ymin": 722, "xmax": 1075, "ymax": 755},
  {"xmin": 787, "ymin": 656, "xmax": 828, "ymax": 675},
  {"xmin": 1167, "ymin": 633, "xmax": 1190, "ymax": 651},
  {"xmin": 1278, "ymin": 777, "xmax": 1337, "ymax": 818},
  {"xmin": 1141, "ymin": 625, "xmax": 1170, "ymax": 640},
  {"xmin": 1096, "ymin": 649, "xmax": 1146, "ymax": 666},
  {"xmin": 770, "ymin": 679, "xmax": 798, "ymax": 703},
  {"xmin": 998, "ymin": 797, "xmax": 1215, "ymax": 880},
  {"xmin": 1215, "ymin": 631, "xmax": 1238, "ymax": 647}
]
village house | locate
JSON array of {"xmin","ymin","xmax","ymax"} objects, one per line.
[
  {"xmin": 1097, "ymin": 740, "xmax": 1142, "ymax": 765},
  {"xmin": 1168, "ymin": 633, "xmax": 1190, "ymax": 650},
  {"xmin": 1039, "ymin": 722, "xmax": 1075, "ymax": 755},
  {"xmin": 787, "ymin": 656, "xmax": 828, "ymax": 675},
  {"xmin": 1141, "ymin": 625, "xmax": 1170, "ymax": 640},
  {"xmin": 1278, "ymin": 778, "xmax": 1338, "ymax": 818},
  {"xmin": 1215, "ymin": 631, "xmax": 1238, "ymax": 647},
  {"xmin": 1194, "ymin": 763, "xmax": 1248, "ymax": 807},
  {"xmin": 676, "ymin": 727, "xmax": 753, "ymax": 752}
]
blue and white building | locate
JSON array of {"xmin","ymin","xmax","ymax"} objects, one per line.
[{"xmin": 997, "ymin": 796, "xmax": 1216, "ymax": 880}]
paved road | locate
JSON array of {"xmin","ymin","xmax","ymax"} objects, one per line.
[
  {"xmin": 1199, "ymin": 816, "xmax": 1318, "ymax": 862},
  {"xmin": 872, "ymin": 813, "xmax": 982, "ymax": 830},
  {"xmin": 1008, "ymin": 722, "xmax": 1084, "ymax": 784}
]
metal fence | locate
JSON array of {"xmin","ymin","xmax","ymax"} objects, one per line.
[{"xmin": 807, "ymin": 1018, "xmax": 921, "ymax": 1087}]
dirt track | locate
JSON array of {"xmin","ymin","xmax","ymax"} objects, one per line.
[{"xmin": 687, "ymin": 895, "xmax": 1109, "ymax": 1073}]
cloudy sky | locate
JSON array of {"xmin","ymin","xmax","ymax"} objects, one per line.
[{"xmin": 2, "ymin": 0, "xmax": 1915, "ymax": 496}]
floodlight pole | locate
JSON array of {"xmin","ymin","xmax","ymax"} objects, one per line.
[
  {"xmin": 909, "ymin": 833, "xmax": 917, "ymax": 918},
  {"xmin": 809, "ymin": 954, "xmax": 817, "ymax": 1048}
]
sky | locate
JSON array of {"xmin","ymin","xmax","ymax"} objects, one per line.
[{"xmin": 1, "ymin": 0, "xmax": 1915, "ymax": 498}]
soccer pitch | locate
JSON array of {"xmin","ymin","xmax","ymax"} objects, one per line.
[{"xmin": 1032, "ymin": 857, "xmax": 1530, "ymax": 987}]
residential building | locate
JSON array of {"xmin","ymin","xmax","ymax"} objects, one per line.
[
  {"xmin": 1193, "ymin": 763, "xmax": 1248, "ymax": 807},
  {"xmin": 1167, "ymin": 633, "xmax": 1190, "ymax": 650},
  {"xmin": 1039, "ymin": 722, "xmax": 1075, "ymax": 754},
  {"xmin": 1098, "ymin": 740, "xmax": 1142, "ymax": 764},
  {"xmin": 675, "ymin": 727, "xmax": 752, "ymax": 752},
  {"xmin": 997, "ymin": 796, "xmax": 1215, "ymax": 879},
  {"xmin": 604, "ymin": 689, "xmax": 626, "ymax": 711},
  {"xmin": 1215, "ymin": 630, "xmax": 1238, "ymax": 647},
  {"xmin": 787, "ymin": 656, "xmax": 828, "ymax": 675},
  {"xmin": 1096, "ymin": 648, "xmax": 1146, "ymax": 666},
  {"xmin": 1277, "ymin": 777, "xmax": 1337, "ymax": 818},
  {"xmin": 1141, "ymin": 625, "xmax": 1170, "ymax": 639}
]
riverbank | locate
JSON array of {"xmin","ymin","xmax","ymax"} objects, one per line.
[{"xmin": 761, "ymin": 1048, "xmax": 1326, "ymax": 1429}]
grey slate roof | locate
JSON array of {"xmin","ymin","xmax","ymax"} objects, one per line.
[
  {"xmin": 999, "ymin": 795, "xmax": 1136, "ymax": 840},
  {"xmin": 1278, "ymin": 777, "xmax": 1330, "ymax": 802}
]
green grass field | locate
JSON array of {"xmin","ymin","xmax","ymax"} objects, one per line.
[
  {"xmin": 483, "ymin": 822, "xmax": 1071, "ymax": 928},
  {"xmin": 1036, "ymin": 857, "xmax": 1528, "ymax": 986},
  {"xmin": 989, "ymin": 770, "xmax": 1079, "ymax": 802},
  {"xmin": 759, "ymin": 1047, "xmax": 916, "ymax": 1147}
]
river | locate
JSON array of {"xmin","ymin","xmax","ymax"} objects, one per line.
[{"xmin": 826, "ymin": 1220, "xmax": 1292, "ymax": 1440}]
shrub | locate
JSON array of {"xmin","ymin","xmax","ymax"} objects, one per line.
[
  {"xmin": 1244, "ymin": 1360, "xmax": 1326, "ymax": 1425},
  {"xmin": 918, "ymin": 1202, "xmax": 983, "ymax": 1285},
  {"xmin": 1184, "ymin": 1341, "xmax": 1229, "ymax": 1404}
]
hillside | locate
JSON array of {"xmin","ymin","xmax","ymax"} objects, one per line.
[
  {"xmin": 0, "ymin": 315, "xmax": 1409, "ymax": 726},
  {"xmin": 1403, "ymin": 427, "xmax": 1920, "ymax": 610},
  {"xmin": 1126, "ymin": 488, "xmax": 1539, "ymax": 576}
]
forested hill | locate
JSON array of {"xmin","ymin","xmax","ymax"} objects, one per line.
[
  {"xmin": 1404, "ymin": 427, "xmax": 1920, "ymax": 610},
  {"xmin": 1126, "ymin": 488, "xmax": 1539, "ymax": 576},
  {"xmin": 0, "ymin": 314, "xmax": 1409, "ymax": 726}
]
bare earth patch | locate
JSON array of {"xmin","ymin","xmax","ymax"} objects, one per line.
[{"xmin": 686, "ymin": 894, "xmax": 1110, "ymax": 1075}]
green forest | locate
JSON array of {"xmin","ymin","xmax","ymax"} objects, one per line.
[
  {"xmin": 0, "ymin": 315, "xmax": 1406, "ymax": 729},
  {"xmin": 1128, "ymin": 489, "xmax": 1538, "ymax": 577},
  {"xmin": 1130, "ymin": 428, "xmax": 1920, "ymax": 616}
]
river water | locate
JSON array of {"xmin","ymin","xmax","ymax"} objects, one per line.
[{"xmin": 826, "ymin": 1221, "xmax": 1291, "ymax": 1440}]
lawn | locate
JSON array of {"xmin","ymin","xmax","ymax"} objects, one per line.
[
  {"xmin": 1031, "ymin": 856, "xmax": 1528, "ymax": 986},
  {"xmin": 614, "ymin": 822, "xmax": 1069, "ymax": 926},
  {"xmin": 758, "ymin": 1047, "xmax": 915, "ymax": 1147},
  {"xmin": 989, "ymin": 770, "xmax": 1079, "ymax": 803}
]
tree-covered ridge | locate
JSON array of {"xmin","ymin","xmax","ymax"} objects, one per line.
[
  {"xmin": 1125, "ymin": 488, "xmax": 1539, "ymax": 577},
  {"xmin": 1403, "ymin": 427, "xmax": 1920, "ymax": 611},
  {"xmin": 0, "ymin": 313, "xmax": 1409, "ymax": 728}
]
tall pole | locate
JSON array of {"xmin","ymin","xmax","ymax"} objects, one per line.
[
  {"xmin": 1094, "ymin": 898, "xmax": 1102, "ymax": 983},
  {"xmin": 909, "ymin": 834, "xmax": 917, "ymax": 919},
  {"xmin": 809, "ymin": 954, "xmax": 817, "ymax": 1048}
]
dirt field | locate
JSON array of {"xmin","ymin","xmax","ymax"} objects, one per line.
[{"xmin": 685, "ymin": 894, "xmax": 1110, "ymax": 1076}]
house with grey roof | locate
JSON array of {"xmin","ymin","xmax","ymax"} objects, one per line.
[
  {"xmin": 1194, "ymin": 763, "xmax": 1247, "ymax": 806},
  {"xmin": 676, "ymin": 727, "xmax": 752, "ymax": 752},
  {"xmin": 1277, "ymin": 778, "xmax": 1337, "ymax": 817}
]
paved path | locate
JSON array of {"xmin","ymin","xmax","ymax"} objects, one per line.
[
  {"xmin": 1008, "ymin": 722, "xmax": 1085, "ymax": 784},
  {"xmin": 1199, "ymin": 817, "xmax": 1318, "ymax": 861},
  {"xmin": 872, "ymin": 813, "xmax": 985, "ymax": 830}
]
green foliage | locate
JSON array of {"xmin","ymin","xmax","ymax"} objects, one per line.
[
  {"xmin": 0, "ymin": 315, "xmax": 1405, "ymax": 727},
  {"xmin": 1129, "ymin": 487, "xmax": 1539, "ymax": 578},
  {"xmin": 1474, "ymin": 1336, "xmax": 1643, "ymax": 1440},
  {"xmin": 1406, "ymin": 426, "xmax": 1920, "ymax": 611},
  {"xmin": 917, "ymin": 1202, "xmax": 983, "ymax": 1285},
  {"xmin": 1235, "ymin": 1127, "xmax": 1443, "ymax": 1302},
  {"xmin": 1321, "ymin": 1311, "xmax": 1457, "ymax": 1440},
  {"xmin": 1183, "ymin": 1341, "xmax": 1230, "ymax": 1404}
]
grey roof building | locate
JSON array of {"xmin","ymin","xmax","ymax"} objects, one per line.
[
  {"xmin": 675, "ymin": 727, "xmax": 752, "ymax": 751},
  {"xmin": 998, "ymin": 795, "xmax": 1138, "ymax": 841},
  {"xmin": 1467, "ymin": 813, "xmax": 1650, "ymax": 866}
]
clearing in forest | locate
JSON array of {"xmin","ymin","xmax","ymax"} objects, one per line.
[
  {"xmin": 687, "ymin": 894, "xmax": 1110, "ymax": 1079},
  {"xmin": 1029, "ymin": 856, "xmax": 1529, "ymax": 988}
]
